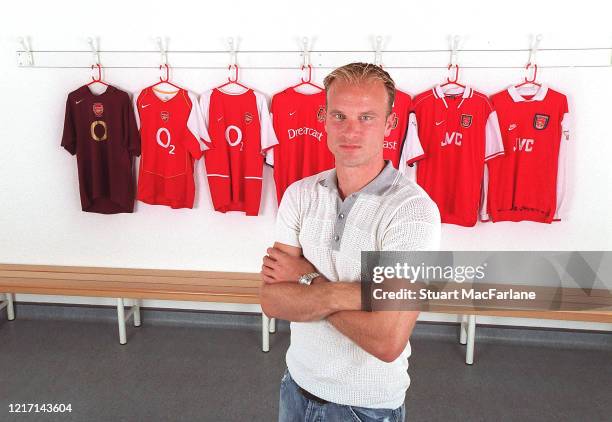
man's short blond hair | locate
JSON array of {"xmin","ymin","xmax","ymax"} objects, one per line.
[{"xmin": 323, "ymin": 62, "xmax": 396, "ymax": 115}]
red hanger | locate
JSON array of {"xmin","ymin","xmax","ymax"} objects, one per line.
[
  {"xmin": 440, "ymin": 64, "xmax": 466, "ymax": 90},
  {"xmin": 151, "ymin": 64, "xmax": 182, "ymax": 91},
  {"xmin": 515, "ymin": 63, "xmax": 541, "ymax": 88},
  {"xmin": 291, "ymin": 65, "xmax": 323, "ymax": 91},
  {"xmin": 87, "ymin": 64, "xmax": 109, "ymax": 87},
  {"xmin": 216, "ymin": 64, "xmax": 250, "ymax": 91}
]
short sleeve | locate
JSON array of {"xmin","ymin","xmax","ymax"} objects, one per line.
[
  {"xmin": 381, "ymin": 194, "xmax": 441, "ymax": 251},
  {"xmin": 187, "ymin": 90, "xmax": 211, "ymax": 152},
  {"xmin": 275, "ymin": 182, "xmax": 302, "ymax": 248},
  {"xmin": 400, "ymin": 112, "xmax": 425, "ymax": 171},
  {"xmin": 61, "ymin": 96, "xmax": 77, "ymax": 155},
  {"xmin": 124, "ymin": 92, "xmax": 141, "ymax": 157},
  {"xmin": 484, "ymin": 110, "xmax": 504, "ymax": 161},
  {"xmin": 255, "ymin": 91, "xmax": 279, "ymax": 154}
]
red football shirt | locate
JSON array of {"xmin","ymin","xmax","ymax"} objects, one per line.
[
  {"xmin": 134, "ymin": 87, "xmax": 209, "ymax": 209},
  {"xmin": 384, "ymin": 89, "xmax": 424, "ymax": 171},
  {"xmin": 413, "ymin": 85, "xmax": 504, "ymax": 227},
  {"xmin": 266, "ymin": 87, "xmax": 334, "ymax": 203},
  {"xmin": 61, "ymin": 85, "xmax": 140, "ymax": 214},
  {"xmin": 483, "ymin": 85, "xmax": 569, "ymax": 223},
  {"xmin": 200, "ymin": 88, "xmax": 278, "ymax": 216}
]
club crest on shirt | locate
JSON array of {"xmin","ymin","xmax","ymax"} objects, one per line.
[
  {"xmin": 93, "ymin": 103, "xmax": 104, "ymax": 117},
  {"xmin": 244, "ymin": 112, "xmax": 254, "ymax": 125},
  {"xmin": 460, "ymin": 114, "xmax": 472, "ymax": 128},
  {"xmin": 390, "ymin": 112, "xmax": 399, "ymax": 130},
  {"xmin": 316, "ymin": 106, "xmax": 326, "ymax": 122},
  {"xmin": 533, "ymin": 114, "xmax": 549, "ymax": 130},
  {"xmin": 160, "ymin": 111, "xmax": 170, "ymax": 122}
]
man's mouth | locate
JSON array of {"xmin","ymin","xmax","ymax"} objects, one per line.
[{"xmin": 339, "ymin": 144, "xmax": 361, "ymax": 150}]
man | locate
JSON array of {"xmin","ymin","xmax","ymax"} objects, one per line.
[{"xmin": 260, "ymin": 62, "xmax": 441, "ymax": 422}]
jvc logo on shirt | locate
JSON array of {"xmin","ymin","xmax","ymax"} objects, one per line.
[
  {"xmin": 513, "ymin": 137, "xmax": 535, "ymax": 152},
  {"xmin": 441, "ymin": 132, "xmax": 463, "ymax": 147},
  {"xmin": 287, "ymin": 127, "xmax": 323, "ymax": 142}
]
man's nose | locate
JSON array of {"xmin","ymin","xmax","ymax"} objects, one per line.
[{"xmin": 342, "ymin": 119, "xmax": 361, "ymax": 139}]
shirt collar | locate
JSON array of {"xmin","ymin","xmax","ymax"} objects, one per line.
[
  {"xmin": 433, "ymin": 85, "xmax": 472, "ymax": 99},
  {"xmin": 319, "ymin": 161, "xmax": 398, "ymax": 197},
  {"xmin": 507, "ymin": 84, "xmax": 549, "ymax": 102}
]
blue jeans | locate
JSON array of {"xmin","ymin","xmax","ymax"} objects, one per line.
[{"xmin": 278, "ymin": 369, "xmax": 405, "ymax": 422}]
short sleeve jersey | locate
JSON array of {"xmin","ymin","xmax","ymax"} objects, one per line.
[
  {"xmin": 200, "ymin": 88, "xmax": 278, "ymax": 216},
  {"xmin": 134, "ymin": 87, "xmax": 209, "ymax": 209},
  {"xmin": 61, "ymin": 85, "xmax": 140, "ymax": 214},
  {"xmin": 484, "ymin": 85, "xmax": 569, "ymax": 223},
  {"xmin": 412, "ymin": 85, "xmax": 504, "ymax": 226},
  {"xmin": 266, "ymin": 87, "xmax": 334, "ymax": 204}
]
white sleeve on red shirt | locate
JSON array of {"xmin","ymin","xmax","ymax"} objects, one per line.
[
  {"xmin": 480, "ymin": 109, "xmax": 504, "ymax": 221},
  {"xmin": 265, "ymin": 110, "xmax": 275, "ymax": 167},
  {"xmin": 484, "ymin": 110, "xmax": 505, "ymax": 161},
  {"xmin": 254, "ymin": 91, "xmax": 279, "ymax": 154},
  {"xmin": 187, "ymin": 91, "xmax": 210, "ymax": 151},
  {"xmin": 399, "ymin": 112, "xmax": 425, "ymax": 173},
  {"xmin": 554, "ymin": 112, "xmax": 571, "ymax": 221},
  {"xmin": 480, "ymin": 165, "xmax": 491, "ymax": 221}
]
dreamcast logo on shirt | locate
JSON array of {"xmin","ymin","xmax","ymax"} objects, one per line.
[
  {"xmin": 317, "ymin": 106, "xmax": 325, "ymax": 122},
  {"xmin": 160, "ymin": 111, "xmax": 170, "ymax": 122},
  {"xmin": 93, "ymin": 103, "xmax": 104, "ymax": 117}
]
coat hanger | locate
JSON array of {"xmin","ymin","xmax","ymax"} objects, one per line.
[
  {"xmin": 216, "ymin": 64, "xmax": 250, "ymax": 92},
  {"xmin": 290, "ymin": 65, "xmax": 323, "ymax": 92},
  {"xmin": 86, "ymin": 63, "xmax": 109, "ymax": 87},
  {"xmin": 151, "ymin": 64, "xmax": 182, "ymax": 94}
]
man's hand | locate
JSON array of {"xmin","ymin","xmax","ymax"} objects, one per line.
[{"xmin": 261, "ymin": 246, "xmax": 316, "ymax": 284}]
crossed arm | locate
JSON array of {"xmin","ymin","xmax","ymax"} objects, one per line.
[{"xmin": 259, "ymin": 242, "xmax": 419, "ymax": 363}]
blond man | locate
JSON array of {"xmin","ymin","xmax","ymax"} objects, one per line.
[{"xmin": 261, "ymin": 62, "xmax": 441, "ymax": 422}]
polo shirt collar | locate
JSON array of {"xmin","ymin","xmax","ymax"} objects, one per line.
[
  {"xmin": 508, "ymin": 84, "xmax": 549, "ymax": 102},
  {"xmin": 433, "ymin": 85, "xmax": 472, "ymax": 100},
  {"xmin": 319, "ymin": 161, "xmax": 397, "ymax": 197}
]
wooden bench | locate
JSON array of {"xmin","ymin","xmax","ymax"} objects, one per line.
[
  {"xmin": 0, "ymin": 264, "xmax": 271, "ymax": 348},
  {"xmin": 2, "ymin": 264, "xmax": 610, "ymax": 363}
]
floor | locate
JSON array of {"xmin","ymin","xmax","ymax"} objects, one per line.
[{"xmin": 1, "ymin": 304, "xmax": 611, "ymax": 422}]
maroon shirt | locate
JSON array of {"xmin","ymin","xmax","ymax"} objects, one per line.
[{"xmin": 61, "ymin": 85, "xmax": 140, "ymax": 214}]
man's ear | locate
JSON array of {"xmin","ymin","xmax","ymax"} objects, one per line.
[{"xmin": 384, "ymin": 111, "xmax": 395, "ymax": 137}]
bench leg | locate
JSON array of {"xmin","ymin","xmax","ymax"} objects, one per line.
[
  {"xmin": 465, "ymin": 315, "xmax": 476, "ymax": 365},
  {"xmin": 1, "ymin": 293, "xmax": 15, "ymax": 321},
  {"xmin": 7, "ymin": 293, "xmax": 14, "ymax": 320},
  {"xmin": 133, "ymin": 300, "xmax": 141, "ymax": 327},
  {"xmin": 269, "ymin": 317, "xmax": 276, "ymax": 334},
  {"xmin": 459, "ymin": 315, "xmax": 467, "ymax": 345},
  {"xmin": 117, "ymin": 298, "xmax": 127, "ymax": 345},
  {"xmin": 262, "ymin": 314, "xmax": 270, "ymax": 353}
]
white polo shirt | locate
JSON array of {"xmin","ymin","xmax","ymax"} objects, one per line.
[{"xmin": 275, "ymin": 161, "xmax": 441, "ymax": 409}]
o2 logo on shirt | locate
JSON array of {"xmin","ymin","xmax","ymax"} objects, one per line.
[
  {"xmin": 513, "ymin": 137, "xmax": 535, "ymax": 152},
  {"xmin": 441, "ymin": 131, "xmax": 463, "ymax": 147},
  {"xmin": 90, "ymin": 120, "xmax": 108, "ymax": 142},
  {"xmin": 225, "ymin": 125, "xmax": 245, "ymax": 151},
  {"xmin": 156, "ymin": 127, "xmax": 175, "ymax": 155}
]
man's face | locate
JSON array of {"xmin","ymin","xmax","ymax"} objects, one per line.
[{"xmin": 325, "ymin": 79, "xmax": 394, "ymax": 168}]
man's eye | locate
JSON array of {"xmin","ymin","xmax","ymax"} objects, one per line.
[
  {"xmin": 333, "ymin": 113, "xmax": 345, "ymax": 120},
  {"xmin": 360, "ymin": 115, "xmax": 374, "ymax": 121}
]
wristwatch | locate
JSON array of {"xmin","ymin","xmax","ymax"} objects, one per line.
[{"xmin": 298, "ymin": 272, "xmax": 320, "ymax": 286}]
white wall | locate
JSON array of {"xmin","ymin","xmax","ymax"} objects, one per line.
[{"xmin": 1, "ymin": 1, "xmax": 611, "ymax": 330}]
